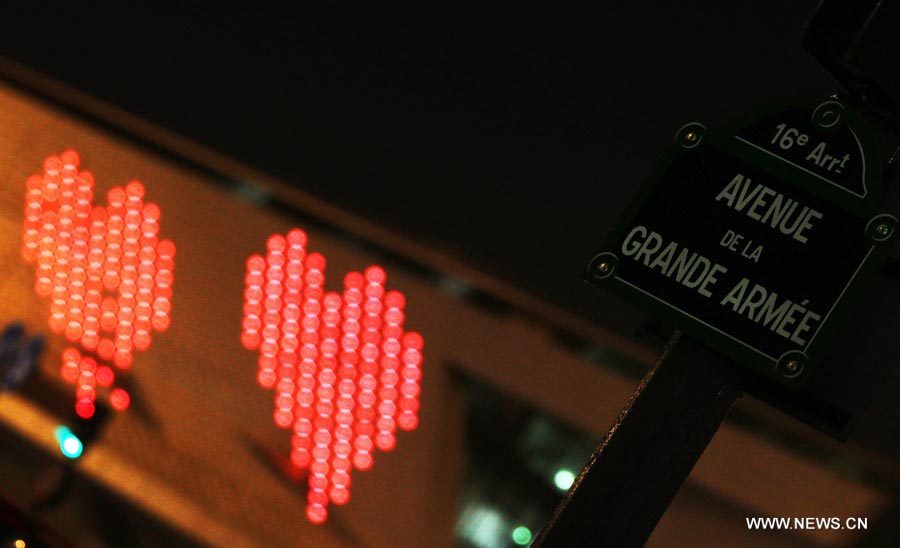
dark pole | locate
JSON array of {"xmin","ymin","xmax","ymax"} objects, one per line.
[{"xmin": 533, "ymin": 331, "xmax": 743, "ymax": 547}]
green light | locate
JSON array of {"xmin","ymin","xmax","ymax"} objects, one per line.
[
  {"xmin": 554, "ymin": 469, "xmax": 575, "ymax": 491},
  {"xmin": 54, "ymin": 426, "xmax": 83, "ymax": 459},
  {"xmin": 511, "ymin": 525, "xmax": 532, "ymax": 545}
]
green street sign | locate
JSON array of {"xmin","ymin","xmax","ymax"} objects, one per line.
[{"xmin": 587, "ymin": 101, "xmax": 893, "ymax": 385}]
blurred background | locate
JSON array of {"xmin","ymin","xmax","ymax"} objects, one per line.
[{"xmin": 1, "ymin": 2, "xmax": 900, "ymax": 546}]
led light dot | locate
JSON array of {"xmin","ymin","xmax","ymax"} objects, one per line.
[{"xmin": 109, "ymin": 388, "xmax": 131, "ymax": 412}]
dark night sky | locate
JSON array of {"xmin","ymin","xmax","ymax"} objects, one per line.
[{"xmin": 2, "ymin": 2, "xmax": 834, "ymax": 332}]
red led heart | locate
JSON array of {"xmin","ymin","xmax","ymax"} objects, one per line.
[
  {"xmin": 21, "ymin": 150, "xmax": 175, "ymax": 418},
  {"xmin": 242, "ymin": 230, "xmax": 424, "ymax": 524}
]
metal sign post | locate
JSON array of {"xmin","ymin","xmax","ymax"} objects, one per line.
[{"xmin": 533, "ymin": 332, "xmax": 741, "ymax": 547}]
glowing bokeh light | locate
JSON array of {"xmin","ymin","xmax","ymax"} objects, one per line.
[
  {"xmin": 512, "ymin": 525, "xmax": 533, "ymax": 546},
  {"xmin": 54, "ymin": 426, "xmax": 83, "ymax": 459},
  {"xmin": 22, "ymin": 151, "xmax": 174, "ymax": 417},
  {"xmin": 242, "ymin": 229, "xmax": 424, "ymax": 524},
  {"xmin": 554, "ymin": 469, "xmax": 576, "ymax": 491}
]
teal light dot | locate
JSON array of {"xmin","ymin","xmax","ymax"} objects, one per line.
[
  {"xmin": 554, "ymin": 469, "xmax": 576, "ymax": 491},
  {"xmin": 54, "ymin": 426, "xmax": 83, "ymax": 459},
  {"xmin": 511, "ymin": 525, "xmax": 532, "ymax": 546}
]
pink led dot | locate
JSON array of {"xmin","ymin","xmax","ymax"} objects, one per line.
[
  {"xmin": 403, "ymin": 349, "xmax": 423, "ymax": 368},
  {"xmin": 375, "ymin": 432, "xmax": 396, "ymax": 451},
  {"xmin": 307, "ymin": 491, "xmax": 328, "ymax": 509},
  {"xmin": 257, "ymin": 368, "xmax": 277, "ymax": 389},
  {"xmin": 365, "ymin": 265, "xmax": 386, "ymax": 284},
  {"xmin": 113, "ymin": 349, "xmax": 132, "ymax": 369},
  {"xmin": 125, "ymin": 180, "xmax": 145, "ymax": 199},
  {"xmin": 133, "ymin": 330, "xmax": 152, "ymax": 351},
  {"xmin": 26, "ymin": 174, "xmax": 43, "ymax": 193},
  {"xmin": 107, "ymin": 187, "xmax": 127, "ymax": 208},
  {"xmin": 75, "ymin": 399, "xmax": 95, "ymax": 419},
  {"xmin": 306, "ymin": 504, "xmax": 327, "ymax": 524},
  {"xmin": 294, "ymin": 418, "xmax": 314, "ymax": 436},
  {"xmin": 156, "ymin": 270, "xmax": 174, "ymax": 287},
  {"xmin": 333, "ymin": 441, "xmax": 352, "ymax": 457},
  {"xmin": 274, "ymin": 409, "xmax": 293, "ymax": 428},
  {"xmin": 332, "ymin": 469, "xmax": 351, "ymax": 485},
  {"xmin": 102, "ymin": 271, "xmax": 120, "ymax": 289},
  {"xmin": 109, "ymin": 389, "xmax": 131, "ymax": 412},
  {"xmin": 310, "ymin": 474, "xmax": 330, "ymax": 491},
  {"xmin": 60, "ymin": 150, "xmax": 80, "ymax": 168},
  {"xmin": 297, "ymin": 390, "xmax": 315, "ymax": 406},
  {"xmin": 401, "ymin": 381, "xmax": 421, "ymax": 395},
  {"xmin": 43, "ymin": 155, "xmax": 62, "ymax": 174},
  {"xmin": 96, "ymin": 339, "xmax": 115, "ymax": 360},
  {"xmin": 140, "ymin": 202, "xmax": 161, "ymax": 221},
  {"xmin": 344, "ymin": 271, "xmax": 365, "ymax": 289},
  {"xmin": 267, "ymin": 234, "xmax": 286, "ymax": 253},
  {"xmin": 305, "ymin": 252, "xmax": 326, "ymax": 271},
  {"xmin": 336, "ymin": 411, "xmax": 354, "ymax": 427},
  {"xmin": 291, "ymin": 448, "xmax": 312, "ymax": 468},
  {"xmin": 358, "ymin": 390, "xmax": 376, "ymax": 407},
  {"xmin": 241, "ymin": 253, "xmax": 265, "ymax": 273},
  {"xmin": 377, "ymin": 415, "xmax": 395, "ymax": 432},
  {"xmin": 385, "ymin": 307, "xmax": 405, "ymax": 325},
  {"xmin": 245, "ymin": 271, "xmax": 265, "ymax": 287},
  {"xmin": 385, "ymin": 290, "xmax": 406, "ymax": 309},
  {"xmin": 353, "ymin": 452, "xmax": 373, "ymax": 470},
  {"xmin": 151, "ymin": 313, "xmax": 171, "ymax": 331},
  {"xmin": 62, "ymin": 347, "xmax": 81, "ymax": 363},
  {"xmin": 378, "ymin": 400, "xmax": 397, "ymax": 417},
  {"xmin": 64, "ymin": 322, "xmax": 83, "ymax": 342},
  {"xmin": 157, "ymin": 240, "xmax": 175, "ymax": 259},
  {"xmin": 380, "ymin": 324, "xmax": 401, "ymax": 342},
  {"xmin": 60, "ymin": 364, "xmax": 80, "ymax": 384},
  {"xmin": 96, "ymin": 366, "xmax": 115, "ymax": 387},
  {"xmin": 245, "ymin": 286, "xmax": 264, "ymax": 303},
  {"xmin": 365, "ymin": 283, "xmax": 385, "ymax": 301},
  {"xmin": 242, "ymin": 331, "xmax": 261, "ymax": 350},
  {"xmin": 36, "ymin": 278, "xmax": 53, "ymax": 297},
  {"xmin": 330, "ymin": 486, "xmax": 350, "ymax": 505},
  {"xmin": 399, "ymin": 398, "xmax": 420, "ymax": 413},
  {"xmin": 398, "ymin": 412, "xmax": 419, "ymax": 430},
  {"xmin": 286, "ymin": 228, "xmax": 307, "ymax": 246}
]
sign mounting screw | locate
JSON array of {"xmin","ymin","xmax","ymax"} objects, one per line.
[
  {"xmin": 676, "ymin": 123, "xmax": 706, "ymax": 149},
  {"xmin": 587, "ymin": 252, "xmax": 618, "ymax": 282},
  {"xmin": 812, "ymin": 101, "xmax": 845, "ymax": 130},
  {"xmin": 777, "ymin": 352, "xmax": 807, "ymax": 379},
  {"xmin": 866, "ymin": 214, "xmax": 898, "ymax": 243}
]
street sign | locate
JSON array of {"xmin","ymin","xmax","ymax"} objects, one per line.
[{"xmin": 587, "ymin": 101, "xmax": 894, "ymax": 384}]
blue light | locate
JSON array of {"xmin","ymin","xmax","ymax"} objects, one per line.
[{"xmin": 54, "ymin": 426, "xmax": 83, "ymax": 459}]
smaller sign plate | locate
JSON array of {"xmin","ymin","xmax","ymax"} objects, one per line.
[{"xmin": 588, "ymin": 102, "xmax": 892, "ymax": 383}]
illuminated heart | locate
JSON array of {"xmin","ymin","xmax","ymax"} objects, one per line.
[
  {"xmin": 241, "ymin": 230, "xmax": 424, "ymax": 524},
  {"xmin": 21, "ymin": 150, "xmax": 175, "ymax": 418}
]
